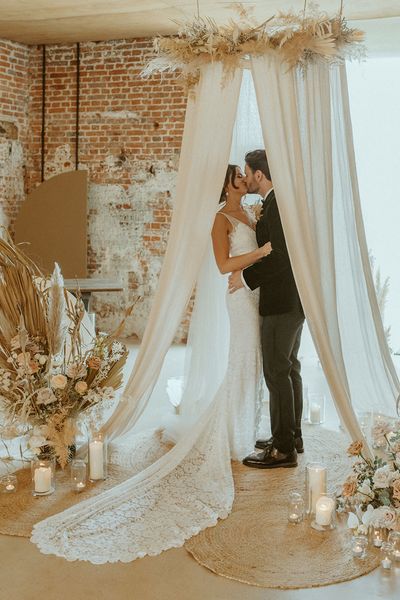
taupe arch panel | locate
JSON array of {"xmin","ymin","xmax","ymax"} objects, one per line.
[{"xmin": 15, "ymin": 171, "xmax": 87, "ymax": 277}]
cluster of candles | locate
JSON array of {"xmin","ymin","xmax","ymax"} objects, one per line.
[
  {"xmin": 0, "ymin": 433, "xmax": 108, "ymax": 497},
  {"xmin": 352, "ymin": 530, "xmax": 400, "ymax": 570},
  {"xmin": 288, "ymin": 462, "xmax": 400, "ymax": 574},
  {"xmin": 287, "ymin": 463, "xmax": 336, "ymax": 530}
]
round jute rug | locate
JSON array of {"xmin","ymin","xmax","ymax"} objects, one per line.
[
  {"xmin": 185, "ymin": 426, "xmax": 380, "ymax": 589},
  {"xmin": 0, "ymin": 463, "xmax": 132, "ymax": 538},
  {"xmin": 0, "ymin": 428, "xmax": 168, "ymax": 538}
]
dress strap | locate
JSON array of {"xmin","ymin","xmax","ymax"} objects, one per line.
[{"xmin": 217, "ymin": 211, "xmax": 237, "ymax": 227}]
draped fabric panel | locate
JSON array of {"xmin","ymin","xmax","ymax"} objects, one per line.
[
  {"xmin": 251, "ymin": 55, "xmax": 399, "ymax": 447},
  {"xmin": 104, "ymin": 63, "xmax": 243, "ymax": 440}
]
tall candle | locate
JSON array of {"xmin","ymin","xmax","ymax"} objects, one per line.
[
  {"xmin": 309, "ymin": 403, "xmax": 321, "ymax": 424},
  {"xmin": 34, "ymin": 466, "xmax": 52, "ymax": 493},
  {"xmin": 315, "ymin": 496, "xmax": 335, "ymax": 526},
  {"xmin": 89, "ymin": 440, "xmax": 104, "ymax": 480}
]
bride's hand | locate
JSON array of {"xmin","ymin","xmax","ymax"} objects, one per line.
[{"xmin": 258, "ymin": 242, "xmax": 272, "ymax": 258}]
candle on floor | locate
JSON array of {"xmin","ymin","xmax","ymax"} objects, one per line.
[
  {"xmin": 89, "ymin": 440, "xmax": 104, "ymax": 480},
  {"xmin": 34, "ymin": 466, "xmax": 52, "ymax": 493},
  {"xmin": 380, "ymin": 543, "xmax": 393, "ymax": 570},
  {"xmin": 305, "ymin": 463, "xmax": 327, "ymax": 515},
  {"xmin": 309, "ymin": 403, "xmax": 321, "ymax": 424},
  {"xmin": 351, "ymin": 536, "xmax": 367, "ymax": 559},
  {"xmin": 1, "ymin": 474, "xmax": 18, "ymax": 493},
  {"xmin": 315, "ymin": 496, "xmax": 335, "ymax": 527},
  {"xmin": 372, "ymin": 528, "xmax": 384, "ymax": 548}
]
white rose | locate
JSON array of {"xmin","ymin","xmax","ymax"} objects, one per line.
[
  {"xmin": 373, "ymin": 465, "xmax": 391, "ymax": 489},
  {"xmin": 38, "ymin": 355, "xmax": 48, "ymax": 366},
  {"xmin": 50, "ymin": 374, "xmax": 67, "ymax": 389},
  {"xmin": 75, "ymin": 381, "xmax": 88, "ymax": 395},
  {"xmin": 36, "ymin": 387, "xmax": 57, "ymax": 405},
  {"xmin": 356, "ymin": 480, "xmax": 374, "ymax": 502},
  {"xmin": 371, "ymin": 506, "xmax": 397, "ymax": 529}
]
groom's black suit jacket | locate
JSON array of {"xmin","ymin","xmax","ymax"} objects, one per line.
[{"xmin": 243, "ymin": 190, "xmax": 303, "ymax": 317}]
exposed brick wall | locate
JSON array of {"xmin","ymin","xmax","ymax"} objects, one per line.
[
  {"xmin": 0, "ymin": 37, "xmax": 191, "ymax": 341},
  {"xmin": 0, "ymin": 40, "xmax": 30, "ymax": 230}
]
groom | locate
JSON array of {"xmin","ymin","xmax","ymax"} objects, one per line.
[{"xmin": 228, "ymin": 150, "xmax": 304, "ymax": 469}]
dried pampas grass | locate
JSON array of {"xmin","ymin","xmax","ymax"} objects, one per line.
[{"xmin": 143, "ymin": 4, "xmax": 364, "ymax": 89}]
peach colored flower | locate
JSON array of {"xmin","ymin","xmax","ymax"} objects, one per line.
[
  {"xmin": 87, "ymin": 357, "xmax": 101, "ymax": 370},
  {"xmin": 342, "ymin": 479, "xmax": 358, "ymax": 497},
  {"xmin": 50, "ymin": 374, "xmax": 67, "ymax": 389},
  {"xmin": 74, "ymin": 381, "xmax": 88, "ymax": 395},
  {"xmin": 29, "ymin": 360, "xmax": 40, "ymax": 374},
  {"xmin": 392, "ymin": 479, "xmax": 400, "ymax": 502},
  {"xmin": 347, "ymin": 441, "xmax": 363, "ymax": 456}
]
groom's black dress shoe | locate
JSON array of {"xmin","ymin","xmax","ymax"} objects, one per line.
[
  {"xmin": 255, "ymin": 436, "xmax": 304, "ymax": 453},
  {"xmin": 242, "ymin": 447, "xmax": 298, "ymax": 469}
]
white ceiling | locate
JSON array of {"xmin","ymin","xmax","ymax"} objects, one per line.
[{"xmin": 0, "ymin": 1, "xmax": 399, "ymax": 45}]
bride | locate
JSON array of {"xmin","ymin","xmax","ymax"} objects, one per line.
[
  {"xmin": 211, "ymin": 164, "xmax": 271, "ymax": 459},
  {"xmin": 31, "ymin": 164, "xmax": 272, "ymax": 563}
]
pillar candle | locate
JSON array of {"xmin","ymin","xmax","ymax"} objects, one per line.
[
  {"xmin": 89, "ymin": 440, "xmax": 104, "ymax": 480},
  {"xmin": 315, "ymin": 496, "xmax": 335, "ymax": 526},
  {"xmin": 34, "ymin": 466, "xmax": 52, "ymax": 493},
  {"xmin": 309, "ymin": 403, "xmax": 321, "ymax": 424}
]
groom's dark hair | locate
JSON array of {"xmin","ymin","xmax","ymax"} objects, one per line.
[{"xmin": 245, "ymin": 150, "xmax": 271, "ymax": 182}]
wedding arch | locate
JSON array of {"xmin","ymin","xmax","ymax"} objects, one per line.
[{"xmin": 31, "ymin": 7, "xmax": 400, "ymax": 563}]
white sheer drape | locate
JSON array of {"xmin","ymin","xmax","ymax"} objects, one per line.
[
  {"xmin": 104, "ymin": 63, "xmax": 243, "ymax": 440},
  {"xmin": 250, "ymin": 55, "xmax": 399, "ymax": 436}
]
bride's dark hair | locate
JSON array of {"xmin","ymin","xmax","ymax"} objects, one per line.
[{"xmin": 219, "ymin": 164, "xmax": 240, "ymax": 203}]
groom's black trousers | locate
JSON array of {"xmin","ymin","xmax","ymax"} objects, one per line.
[{"xmin": 261, "ymin": 302, "xmax": 304, "ymax": 454}]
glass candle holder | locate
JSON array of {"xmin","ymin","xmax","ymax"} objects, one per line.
[
  {"xmin": 88, "ymin": 432, "xmax": 107, "ymax": 481},
  {"xmin": 31, "ymin": 456, "xmax": 56, "ymax": 496},
  {"xmin": 302, "ymin": 385, "xmax": 309, "ymax": 422},
  {"xmin": 371, "ymin": 526, "xmax": 386, "ymax": 548},
  {"xmin": 71, "ymin": 459, "xmax": 87, "ymax": 492},
  {"xmin": 351, "ymin": 535, "xmax": 368, "ymax": 559},
  {"xmin": 305, "ymin": 462, "xmax": 327, "ymax": 516},
  {"xmin": 308, "ymin": 393, "xmax": 325, "ymax": 425},
  {"xmin": 387, "ymin": 531, "xmax": 400, "ymax": 563},
  {"xmin": 311, "ymin": 492, "xmax": 336, "ymax": 531},
  {"xmin": 380, "ymin": 542, "xmax": 393, "ymax": 570},
  {"xmin": 0, "ymin": 474, "xmax": 18, "ymax": 493},
  {"xmin": 287, "ymin": 490, "xmax": 305, "ymax": 524},
  {"xmin": 356, "ymin": 411, "xmax": 373, "ymax": 440},
  {"xmin": 371, "ymin": 413, "xmax": 389, "ymax": 449}
]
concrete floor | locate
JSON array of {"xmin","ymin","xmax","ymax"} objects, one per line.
[{"xmin": 1, "ymin": 343, "xmax": 400, "ymax": 599}]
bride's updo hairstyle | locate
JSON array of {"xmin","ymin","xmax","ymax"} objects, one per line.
[{"xmin": 219, "ymin": 164, "xmax": 240, "ymax": 203}]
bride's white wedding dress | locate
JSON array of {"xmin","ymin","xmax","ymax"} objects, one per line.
[{"xmin": 31, "ymin": 211, "xmax": 263, "ymax": 563}]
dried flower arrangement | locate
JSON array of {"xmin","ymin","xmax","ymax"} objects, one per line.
[
  {"xmin": 142, "ymin": 3, "xmax": 364, "ymax": 88},
  {"xmin": 0, "ymin": 233, "xmax": 129, "ymax": 468}
]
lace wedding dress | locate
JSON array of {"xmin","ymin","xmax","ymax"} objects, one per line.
[{"xmin": 31, "ymin": 212, "xmax": 263, "ymax": 564}]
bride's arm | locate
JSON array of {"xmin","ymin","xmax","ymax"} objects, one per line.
[{"xmin": 211, "ymin": 214, "xmax": 271, "ymax": 275}]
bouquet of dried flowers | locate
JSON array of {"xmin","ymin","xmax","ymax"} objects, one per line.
[
  {"xmin": 0, "ymin": 233, "xmax": 129, "ymax": 467},
  {"xmin": 338, "ymin": 436, "xmax": 400, "ymax": 534}
]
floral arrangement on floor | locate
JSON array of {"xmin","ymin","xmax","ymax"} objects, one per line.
[
  {"xmin": 143, "ymin": 3, "xmax": 364, "ymax": 88},
  {"xmin": 339, "ymin": 436, "xmax": 400, "ymax": 534},
  {"xmin": 0, "ymin": 233, "xmax": 130, "ymax": 468}
]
